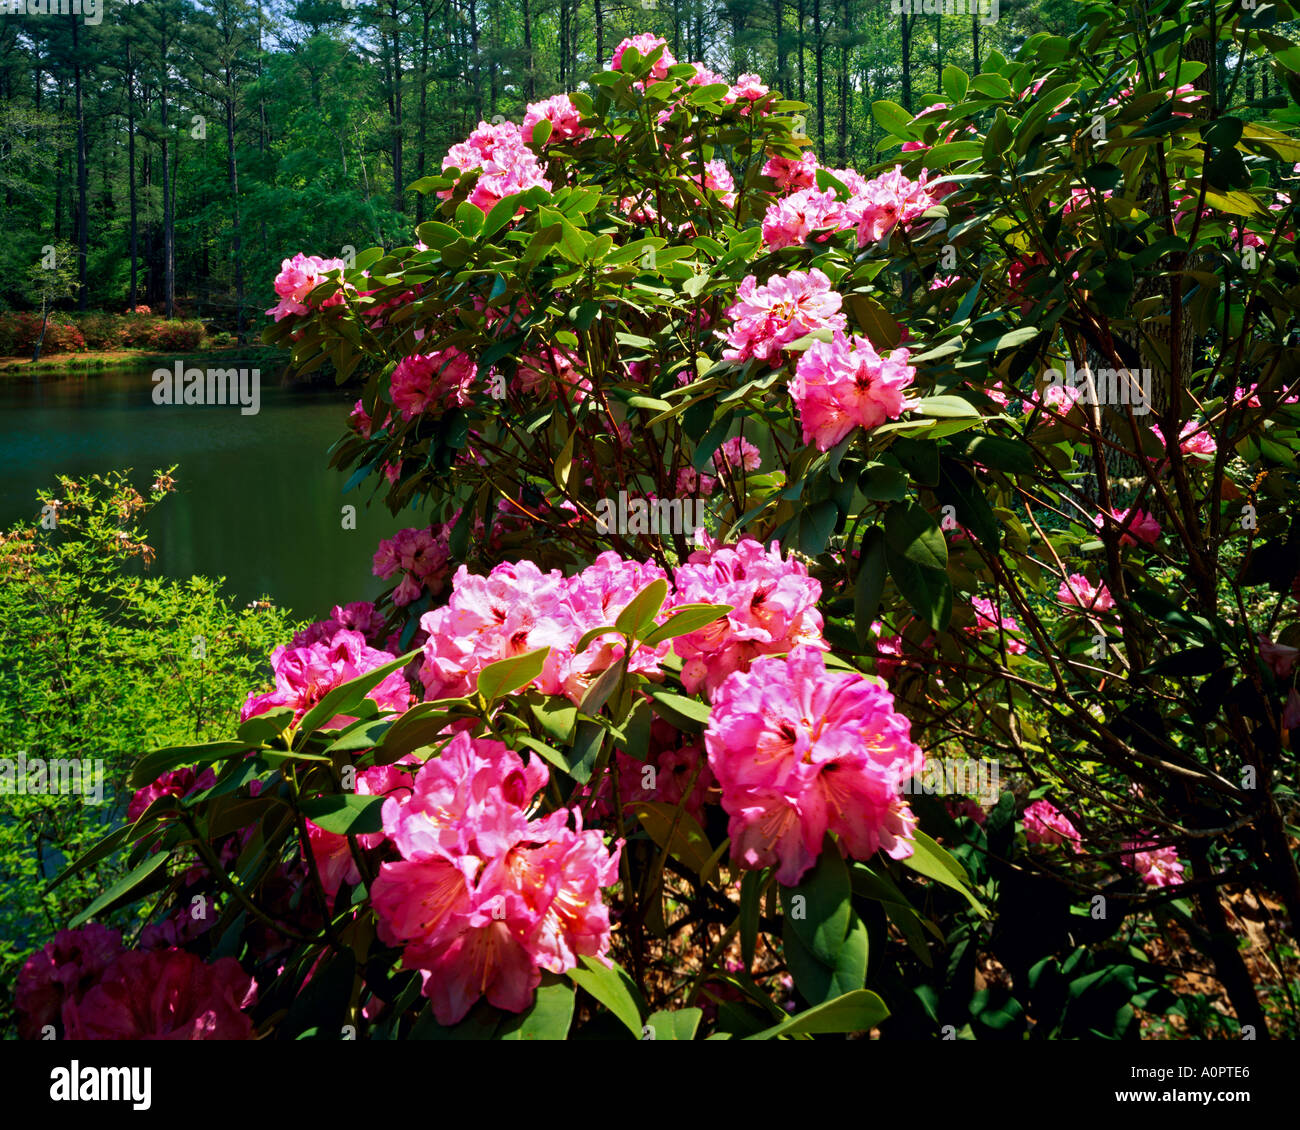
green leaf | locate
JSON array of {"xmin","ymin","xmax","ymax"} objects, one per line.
[
  {"xmin": 646, "ymin": 1008, "xmax": 703, "ymax": 1040},
  {"xmin": 641, "ymin": 603, "xmax": 732, "ymax": 648},
  {"xmin": 859, "ymin": 463, "xmax": 908, "ymax": 501},
  {"xmin": 70, "ymin": 851, "xmax": 171, "ymax": 927},
  {"xmin": 324, "ymin": 717, "xmax": 395, "ymax": 755},
  {"xmin": 854, "ymin": 525, "xmax": 887, "ymax": 647},
  {"xmin": 781, "ymin": 837, "xmax": 851, "ymax": 964},
  {"xmin": 872, "ymin": 100, "xmax": 917, "ymax": 139},
  {"xmin": 300, "ymin": 794, "xmax": 385, "ymax": 836},
  {"xmin": 914, "ymin": 395, "xmax": 980, "ymax": 418},
  {"xmin": 647, "ymin": 690, "xmax": 712, "ymax": 733},
  {"xmin": 884, "ymin": 503, "xmax": 951, "ymax": 631},
  {"xmin": 740, "ymin": 869, "xmax": 763, "ymax": 969},
  {"xmin": 613, "ymin": 578, "xmax": 670, "ymax": 640},
  {"xmin": 631, "ymin": 801, "xmax": 714, "ymax": 875},
  {"xmin": 530, "ymin": 698, "xmax": 578, "ymax": 744},
  {"xmin": 566, "ymin": 955, "xmax": 645, "ymax": 1037},
  {"xmin": 476, "ymin": 647, "xmax": 551, "ymax": 705},
  {"xmin": 941, "ymin": 66, "xmax": 969, "ymax": 104},
  {"xmin": 952, "ymin": 434, "xmax": 1035, "ymax": 473},
  {"xmin": 294, "ymin": 650, "xmax": 420, "ymax": 743},
  {"xmin": 129, "ymin": 741, "xmax": 252, "ymax": 789},
  {"xmin": 900, "ymin": 830, "xmax": 987, "ymax": 915},
  {"xmin": 783, "ymin": 908, "xmax": 869, "ymax": 1005},
  {"xmin": 748, "ymin": 989, "xmax": 889, "ymax": 1040},
  {"xmin": 498, "ymin": 976, "xmax": 575, "ymax": 1040}
]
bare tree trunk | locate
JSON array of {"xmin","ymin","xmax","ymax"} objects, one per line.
[{"xmin": 72, "ymin": 19, "xmax": 88, "ymax": 312}]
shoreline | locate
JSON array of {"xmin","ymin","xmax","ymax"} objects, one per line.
[{"xmin": 0, "ymin": 344, "xmax": 288, "ymax": 380}]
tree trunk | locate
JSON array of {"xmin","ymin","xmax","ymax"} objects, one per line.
[
  {"xmin": 72, "ymin": 20, "xmax": 88, "ymax": 312},
  {"xmin": 127, "ymin": 41, "xmax": 139, "ymax": 309},
  {"xmin": 813, "ymin": 0, "xmax": 824, "ymax": 153},
  {"xmin": 901, "ymin": 13, "xmax": 913, "ymax": 112},
  {"xmin": 225, "ymin": 61, "xmax": 244, "ymax": 335}
]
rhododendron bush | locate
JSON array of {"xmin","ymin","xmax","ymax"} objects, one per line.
[{"xmin": 35, "ymin": 2, "xmax": 1300, "ymax": 1040}]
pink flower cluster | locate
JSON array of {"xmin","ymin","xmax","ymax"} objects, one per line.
[
  {"xmin": 610, "ymin": 33, "xmax": 676, "ymax": 80},
  {"xmin": 720, "ymin": 268, "xmax": 846, "ymax": 367},
  {"xmin": 292, "ymin": 600, "xmax": 389, "ymax": 649},
  {"xmin": 790, "ymin": 331, "xmax": 916, "ymax": 450},
  {"xmin": 1094, "ymin": 507, "xmax": 1162, "ymax": 547},
  {"xmin": 390, "ymin": 348, "xmax": 477, "ymax": 420},
  {"xmin": 16, "ymin": 926, "xmax": 257, "ymax": 1040},
  {"xmin": 418, "ymin": 553, "xmax": 673, "ymax": 705},
  {"xmin": 441, "ymin": 120, "xmax": 553, "ymax": 212},
  {"xmin": 127, "ymin": 766, "xmax": 217, "ymax": 823},
  {"xmin": 267, "ymin": 253, "xmax": 349, "ymax": 322},
  {"xmin": 522, "ymin": 94, "xmax": 589, "ymax": 145},
  {"xmin": 760, "ymin": 163, "xmax": 936, "ymax": 250},
  {"xmin": 240, "ymin": 627, "xmax": 413, "ymax": 727},
  {"xmin": 671, "ymin": 537, "xmax": 826, "ymax": 697},
  {"xmin": 373, "ymin": 523, "xmax": 458, "ymax": 606},
  {"xmin": 1122, "ymin": 840, "xmax": 1185, "ymax": 888},
  {"xmin": 1150, "ymin": 420, "xmax": 1216, "ymax": 458},
  {"xmin": 705, "ymin": 646, "xmax": 924, "ymax": 885},
  {"xmin": 371, "ymin": 732, "xmax": 621, "ymax": 1025},
  {"xmin": 1023, "ymin": 800, "xmax": 1081, "ymax": 849},
  {"xmin": 969, "ymin": 596, "xmax": 1027, "ymax": 654},
  {"xmin": 1057, "ymin": 574, "xmax": 1115, "ymax": 613}
]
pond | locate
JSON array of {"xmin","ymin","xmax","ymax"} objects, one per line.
[{"xmin": 0, "ymin": 364, "xmax": 420, "ymax": 620}]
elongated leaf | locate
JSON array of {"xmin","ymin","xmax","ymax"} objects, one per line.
[
  {"xmin": 129, "ymin": 741, "xmax": 253, "ymax": 789},
  {"xmin": 641, "ymin": 603, "xmax": 731, "ymax": 648},
  {"xmin": 300, "ymin": 794, "xmax": 386, "ymax": 835},
  {"xmin": 783, "ymin": 909, "xmax": 869, "ymax": 1005},
  {"xmin": 294, "ymin": 649, "xmax": 420, "ymax": 743},
  {"xmin": 614, "ymin": 579, "xmax": 669, "ymax": 640},
  {"xmin": 648, "ymin": 690, "xmax": 712, "ymax": 733},
  {"xmin": 498, "ymin": 976, "xmax": 575, "ymax": 1040},
  {"xmin": 70, "ymin": 852, "xmax": 171, "ymax": 928},
  {"xmin": 900, "ymin": 830, "xmax": 987, "ymax": 915},
  {"xmin": 781, "ymin": 837, "xmax": 851, "ymax": 964},
  {"xmin": 646, "ymin": 1008, "xmax": 703, "ymax": 1040},
  {"xmin": 748, "ymin": 989, "xmax": 889, "ymax": 1039},
  {"xmin": 476, "ymin": 647, "xmax": 551, "ymax": 705},
  {"xmin": 631, "ymin": 801, "xmax": 713, "ymax": 875},
  {"xmin": 566, "ymin": 956, "xmax": 644, "ymax": 1037}
]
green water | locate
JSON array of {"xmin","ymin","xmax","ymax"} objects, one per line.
[{"xmin": 1, "ymin": 366, "xmax": 421, "ymax": 620}]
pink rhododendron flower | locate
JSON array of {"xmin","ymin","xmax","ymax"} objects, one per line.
[
  {"xmin": 762, "ymin": 152, "xmax": 820, "ymax": 191},
  {"xmin": 267, "ymin": 253, "xmax": 349, "ymax": 321},
  {"xmin": 15, "ymin": 925, "xmax": 124, "ymax": 1040},
  {"xmin": 1151, "ymin": 420, "xmax": 1216, "ymax": 458},
  {"xmin": 869, "ymin": 620, "xmax": 906, "ymax": 679},
  {"xmin": 441, "ymin": 120, "xmax": 552, "ymax": 212},
  {"xmin": 610, "ymin": 33, "xmax": 676, "ymax": 79},
  {"xmin": 61, "ymin": 950, "xmax": 257, "ymax": 1040},
  {"xmin": 390, "ymin": 348, "xmax": 477, "ymax": 420},
  {"xmin": 1057, "ymin": 574, "xmax": 1115, "ymax": 612},
  {"xmin": 521, "ymin": 94, "xmax": 589, "ymax": 145},
  {"xmin": 127, "ymin": 766, "xmax": 217, "ymax": 823},
  {"xmin": 701, "ymin": 159, "xmax": 738, "ymax": 208},
  {"xmin": 714, "ymin": 436, "xmax": 762, "ymax": 474},
  {"xmin": 970, "ymin": 596, "xmax": 1028, "ymax": 654},
  {"xmin": 671, "ymin": 537, "xmax": 826, "ymax": 697},
  {"xmin": 790, "ymin": 331, "xmax": 916, "ymax": 451},
  {"xmin": 729, "ymin": 73, "xmax": 770, "ymax": 105},
  {"xmin": 853, "ymin": 166, "xmax": 937, "ymax": 246},
  {"xmin": 720, "ymin": 268, "xmax": 846, "ymax": 367},
  {"xmin": 240, "ymin": 628, "xmax": 413, "ymax": 726},
  {"xmin": 1258, "ymin": 633, "xmax": 1299, "ymax": 679},
  {"xmin": 1122, "ymin": 840, "xmax": 1185, "ymax": 888},
  {"xmin": 1023, "ymin": 799, "xmax": 1081, "ymax": 849},
  {"xmin": 373, "ymin": 524, "xmax": 458, "ymax": 606},
  {"xmin": 371, "ymin": 732, "xmax": 620, "ymax": 1025},
  {"xmin": 1094, "ymin": 507, "xmax": 1161, "ymax": 547},
  {"xmin": 946, "ymin": 796, "xmax": 988, "ymax": 825},
  {"xmin": 675, "ymin": 466, "xmax": 717, "ymax": 496},
  {"xmin": 293, "ymin": 600, "xmax": 388, "ymax": 649},
  {"xmin": 705, "ymin": 646, "xmax": 924, "ymax": 885},
  {"xmin": 761, "ymin": 187, "xmax": 851, "ymax": 249}
]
